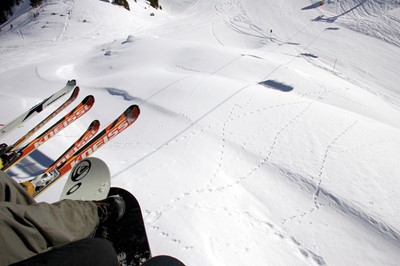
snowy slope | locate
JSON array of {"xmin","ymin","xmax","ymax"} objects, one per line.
[
  {"xmin": 1, "ymin": 0, "xmax": 400, "ymax": 265},
  {"xmin": 322, "ymin": 0, "xmax": 400, "ymax": 47}
]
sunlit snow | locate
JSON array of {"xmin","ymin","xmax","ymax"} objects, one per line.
[{"xmin": 1, "ymin": 0, "xmax": 399, "ymax": 265}]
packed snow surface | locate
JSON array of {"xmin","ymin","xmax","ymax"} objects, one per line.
[{"xmin": 1, "ymin": 0, "xmax": 400, "ymax": 265}]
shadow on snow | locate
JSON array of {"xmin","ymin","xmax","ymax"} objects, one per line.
[{"xmin": 259, "ymin": 80, "xmax": 294, "ymax": 92}]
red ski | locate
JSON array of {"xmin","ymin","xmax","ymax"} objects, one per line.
[
  {"xmin": 45, "ymin": 119, "xmax": 101, "ymax": 173},
  {"xmin": 1, "ymin": 95, "xmax": 95, "ymax": 171},
  {"xmin": 24, "ymin": 104, "xmax": 140, "ymax": 197}
]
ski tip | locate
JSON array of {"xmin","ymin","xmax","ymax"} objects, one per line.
[
  {"xmin": 67, "ymin": 80, "xmax": 77, "ymax": 86},
  {"xmin": 126, "ymin": 105, "xmax": 140, "ymax": 122},
  {"xmin": 90, "ymin": 119, "xmax": 101, "ymax": 127},
  {"xmin": 71, "ymin": 87, "xmax": 80, "ymax": 99},
  {"xmin": 88, "ymin": 120, "xmax": 101, "ymax": 132},
  {"xmin": 82, "ymin": 95, "xmax": 95, "ymax": 106}
]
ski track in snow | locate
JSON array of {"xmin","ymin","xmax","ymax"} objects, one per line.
[
  {"xmin": 320, "ymin": 0, "xmax": 400, "ymax": 47},
  {"xmin": 56, "ymin": 0, "xmax": 75, "ymax": 42}
]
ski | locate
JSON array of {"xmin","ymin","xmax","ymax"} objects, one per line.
[
  {"xmin": 0, "ymin": 95, "xmax": 95, "ymax": 171},
  {"xmin": 0, "ymin": 80, "xmax": 77, "ymax": 140},
  {"xmin": 45, "ymin": 119, "xmax": 101, "ymax": 173},
  {"xmin": 0, "ymin": 86, "xmax": 80, "ymax": 155},
  {"xmin": 25, "ymin": 104, "xmax": 140, "ymax": 197}
]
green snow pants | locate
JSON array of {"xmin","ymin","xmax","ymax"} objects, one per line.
[{"xmin": 0, "ymin": 171, "xmax": 99, "ymax": 265}]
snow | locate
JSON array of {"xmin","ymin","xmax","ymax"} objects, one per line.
[{"xmin": 1, "ymin": 0, "xmax": 400, "ymax": 265}]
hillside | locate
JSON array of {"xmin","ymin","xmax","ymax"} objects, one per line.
[{"xmin": 0, "ymin": 0, "xmax": 400, "ymax": 265}]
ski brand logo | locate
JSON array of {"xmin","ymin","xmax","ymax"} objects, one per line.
[
  {"xmin": 33, "ymin": 104, "xmax": 91, "ymax": 149},
  {"xmin": 53, "ymin": 127, "xmax": 98, "ymax": 169},
  {"xmin": 66, "ymin": 159, "xmax": 91, "ymax": 195},
  {"xmin": 71, "ymin": 159, "xmax": 91, "ymax": 181},
  {"xmin": 70, "ymin": 120, "xmax": 131, "ymax": 167}
]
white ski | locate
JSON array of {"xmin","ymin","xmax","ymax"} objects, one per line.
[{"xmin": 0, "ymin": 80, "xmax": 77, "ymax": 140}]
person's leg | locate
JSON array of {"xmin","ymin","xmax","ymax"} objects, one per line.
[
  {"xmin": 0, "ymin": 171, "xmax": 124, "ymax": 265},
  {"xmin": 0, "ymin": 198, "xmax": 99, "ymax": 265},
  {"xmin": 0, "ymin": 171, "xmax": 99, "ymax": 265},
  {"xmin": 0, "ymin": 171, "xmax": 36, "ymax": 204},
  {"xmin": 10, "ymin": 238, "xmax": 119, "ymax": 266}
]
